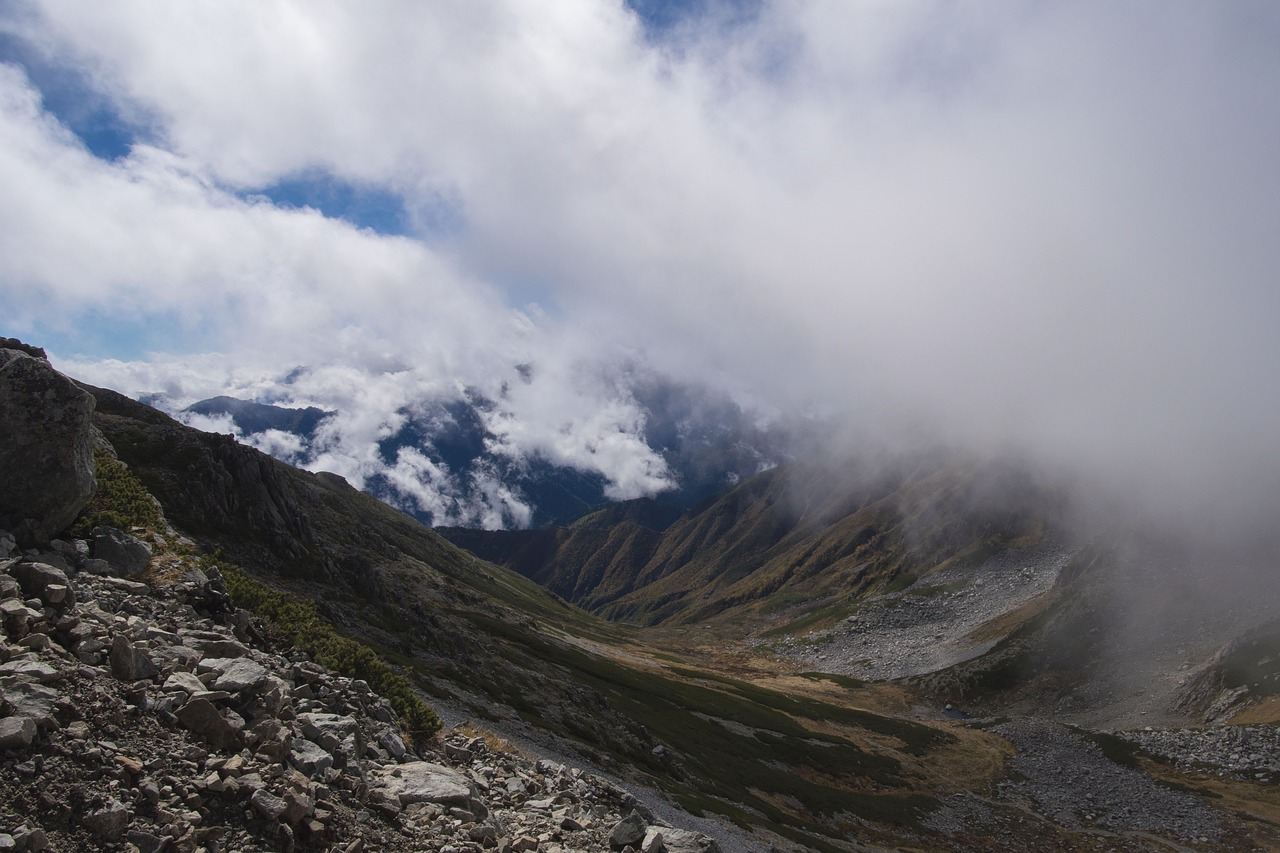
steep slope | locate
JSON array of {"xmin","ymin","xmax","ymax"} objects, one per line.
[{"xmin": 445, "ymin": 454, "xmax": 1056, "ymax": 630}]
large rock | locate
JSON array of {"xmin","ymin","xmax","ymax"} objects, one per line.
[
  {"xmin": 367, "ymin": 761, "xmax": 474, "ymax": 807},
  {"xmin": 643, "ymin": 827, "xmax": 721, "ymax": 853},
  {"xmin": 199, "ymin": 657, "xmax": 268, "ymax": 692},
  {"xmin": 92, "ymin": 527, "xmax": 152, "ymax": 576},
  {"xmin": 81, "ymin": 798, "xmax": 130, "ymax": 840},
  {"xmin": 0, "ymin": 348, "xmax": 96, "ymax": 539},
  {"xmin": 610, "ymin": 811, "xmax": 648, "ymax": 849},
  {"xmin": 175, "ymin": 698, "xmax": 244, "ymax": 750},
  {"xmin": 288, "ymin": 738, "xmax": 334, "ymax": 779},
  {"xmin": 12, "ymin": 562, "xmax": 73, "ymax": 606}
]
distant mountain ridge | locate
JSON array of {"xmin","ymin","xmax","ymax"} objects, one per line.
[
  {"xmin": 441, "ymin": 455, "xmax": 1058, "ymax": 628},
  {"xmin": 184, "ymin": 395, "xmax": 333, "ymax": 439},
  {"xmin": 183, "ymin": 376, "xmax": 794, "ymax": 529}
]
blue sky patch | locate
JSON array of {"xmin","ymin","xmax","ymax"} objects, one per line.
[
  {"xmin": 0, "ymin": 32, "xmax": 148, "ymax": 161},
  {"xmin": 12, "ymin": 311, "xmax": 218, "ymax": 363},
  {"xmin": 626, "ymin": 0, "xmax": 763, "ymax": 40},
  {"xmin": 249, "ymin": 171, "xmax": 414, "ymax": 238}
]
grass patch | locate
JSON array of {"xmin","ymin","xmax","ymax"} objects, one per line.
[
  {"xmin": 456, "ymin": 609, "xmax": 942, "ymax": 841},
  {"xmin": 70, "ymin": 447, "xmax": 164, "ymax": 537},
  {"xmin": 668, "ymin": 666, "xmax": 953, "ymax": 753},
  {"xmin": 799, "ymin": 672, "xmax": 867, "ymax": 689}
]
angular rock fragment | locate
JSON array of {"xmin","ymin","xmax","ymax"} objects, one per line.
[
  {"xmin": 13, "ymin": 562, "xmax": 72, "ymax": 605},
  {"xmin": 0, "ymin": 716, "xmax": 37, "ymax": 751},
  {"xmin": 110, "ymin": 634, "xmax": 160, "ymax": 681},
  {"xmin": 175, "ymin": 697, "xmax": 244, "ymax": 750},
  {"xmin": 81, "ymin": 798, "xmax": 130, "ymax": 839},
  {"xmin": 288, "ymin": 738, "xmax": 334, "ymax": 779},
  {"xmin": 0, "ymin": 678, "xmax": 58, "ymax": 727},
  {"xmin": 250, "ymin": 788, "xmax": 289, "ymax": 821},
  {"xmin": 0, "ymin": 660, "xmax": 59, "ymax": 683},
  {"xmin": 202, "ymin": 657, "xmax": 269, "ymax": 692},
  {"xmin": 610, "ymin": 811, "xmax": 648, "ymax": 850}
]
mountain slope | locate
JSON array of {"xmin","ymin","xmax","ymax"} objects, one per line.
[
  {"xmin": 443, "ymin": 454, "xmax": 1055, "ymax": 630},
  {"xmin": 78, "ymin": 379, "xmax": 1005, "ymax": 852}
]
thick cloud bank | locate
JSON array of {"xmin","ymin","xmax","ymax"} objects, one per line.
[{"xmin": 3, "ymin": 2, "xmax": 1279, "ymax": 529}]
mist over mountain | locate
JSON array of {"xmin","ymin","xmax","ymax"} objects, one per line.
[{"xmin": 168, "ymin": 370, "xmax": 793, "ymax": 530}]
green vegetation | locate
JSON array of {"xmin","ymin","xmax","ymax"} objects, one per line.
[
  {"xmin": 70, "ymin": 447, "xmax": 164, "ymax": 537},
  {"xmin": 216, "ymin": 559, "xmax": 442, "ymax": 743},
  {"xmin": 457, "ymin": 610, "xmax": 943, "ymax": 848}
]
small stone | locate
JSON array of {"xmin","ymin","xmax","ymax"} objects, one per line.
[{"xmin": 115, "ymin": 754, "xmax": 145, "ymax": 777}]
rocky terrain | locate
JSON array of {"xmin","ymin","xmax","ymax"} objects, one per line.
[
  {"xmin": 0, "ymin": 529, "xmax": 721, "ymax": 853},
  {"xmin": 769, "ymin": 534, "xmax": 1079, "ymax": 681}
]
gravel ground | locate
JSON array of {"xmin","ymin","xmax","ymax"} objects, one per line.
[
  {"xmin": 1117, "ymin": 724, "xmax": 1280, "ymax": 784},
  {"xmin": 775, "ymin": 534, "xmax": 1080, "ymax": 681},
  {"xmin": 993, "ymin": 717, "xmax": 1225, "ymax": 844}
]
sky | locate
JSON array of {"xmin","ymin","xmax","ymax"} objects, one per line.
[{"xmin": 2, "ymin": 1, "xmax": 1280, "ymax": 529}]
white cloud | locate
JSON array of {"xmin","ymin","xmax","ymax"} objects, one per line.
[{"xmin": 3, "ymin": 1, "xmax": 1280, "ymax": 528}]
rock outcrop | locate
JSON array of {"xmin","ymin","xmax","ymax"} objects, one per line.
[{"xmin": 0, "ymin": 344, "xmax": 96, "ymax": 543}]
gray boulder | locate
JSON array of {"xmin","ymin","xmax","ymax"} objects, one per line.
[
  {"xmin": 12, "ymin": 562, "xmax": 71, "ymax": 605},
  {"xmin": 92, "ymin": 527, "xmax": 152, "ymax": 576},
  {"xmin": 200, "ymin": 657, "xmax": 268, "ymax": 692},
  {"xmin": 643, "ymin": 827, "xmax": 721, "ymax": 853},
  {"xmin": 81, "ymin": 799, "xmax": 130, "ymax": 840},
  {"xmin": 288, "ymin": 738, "xmax": 335, "ymax": 779},
  {"xmin": 367, "ymin": 761, "xmax": 474, "ymax": 807},
  {"xmin": 609, "ymin": 812, "xmax": 648, "ymax": 850},
  {"xmin": 0, "ymin": 348, "xmax": 96, "ymax": 540}
]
